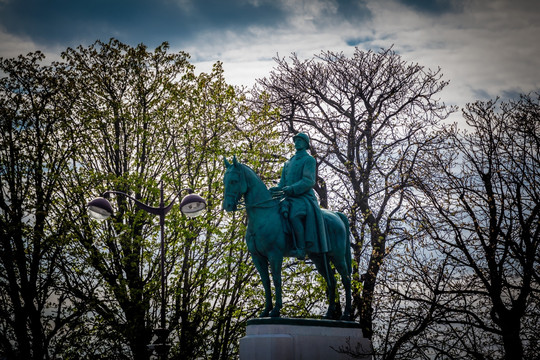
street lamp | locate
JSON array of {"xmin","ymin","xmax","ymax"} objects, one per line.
[{"xmin": 87, "ymin": 180, "xmax": 206, "ymax": 359}]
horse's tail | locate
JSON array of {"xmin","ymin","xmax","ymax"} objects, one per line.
[{"xmin": 336, "ymin": 211, "xmax": 352, "ymax": 275}]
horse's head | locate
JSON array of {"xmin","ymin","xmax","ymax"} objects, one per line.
[{"xmin": 223, "ymin": 156, "xmax": 247, "ymax": 212}]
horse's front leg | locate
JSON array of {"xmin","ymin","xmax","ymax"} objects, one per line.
[
  {"xmin": 251, "ymin": 254, "xmax": 273, "ymax": 317},
  {"xmin": 268, "ymin": 255, "xmax": 283, "ymax": 317}
]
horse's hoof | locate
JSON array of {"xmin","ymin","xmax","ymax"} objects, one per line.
[
  {"xmin": 324, "ymin": 306, "xmax": 341, "ymax": 320},
  {"xmin": 323, "ymin": 312, "xmax": 335, "ymax": 320},
  {"xmin": 259, "ymin": 308, "xmax": 273, "ymax": 318},
  {"xmin": 269, "ymin": 308, "xmax": 281, "ymax": 318},
  {"xmin": 340, "ymin": 314, "xmax": 352, "ymax": 321}
]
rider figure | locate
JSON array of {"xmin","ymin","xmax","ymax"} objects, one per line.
[{"xmin": 271, "ymin": 133, "xmax": 329, "ymax": 260}]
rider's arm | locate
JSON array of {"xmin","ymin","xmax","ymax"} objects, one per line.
[{"xmin": 270, "ymin": 164, "xmax": 286, "ymax": 192}]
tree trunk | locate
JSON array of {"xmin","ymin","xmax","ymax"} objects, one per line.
[
  {"xmin": 359, "ymin": 226, "xmax": 385, "ymax": 340},
  {"xmin": 500, "ymin": 311, "xmax": 524, "ymax": 360}
]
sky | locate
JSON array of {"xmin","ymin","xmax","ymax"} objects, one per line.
[{"xmin": 1, "ymin": 0, "xmax": 539, "ymax": 125}]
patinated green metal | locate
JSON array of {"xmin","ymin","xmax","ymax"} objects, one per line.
[
  {"xmin": 223, "ymin": 134, "xmax": 353, "ymax": 320},
  {"xmin": 270, "ymin": 133, "xmax": 328, "ymax": 259}
]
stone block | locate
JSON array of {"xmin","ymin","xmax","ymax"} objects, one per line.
[{"xmin": 240, "ymin": 318, "xmax": 372, "ymax": 360}]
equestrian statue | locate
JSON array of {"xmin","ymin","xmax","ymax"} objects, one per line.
[{"xmin": 222, "ymin": 133, "xmax": 353, "ymax": 320}]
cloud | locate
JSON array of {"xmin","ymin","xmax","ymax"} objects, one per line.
[
  {"xmin": 0, "ymin": 0, "xmax": 538, "ymax": 125},
  {"xmin": 182, "ymin": 0, "xmax": 540, "ymax": 129},
  {"xmin": 360, "ymin": 0, "xmax": 540, "ymax": 109},
  {"xmin": 182, "ymin": 0, "xmax": 374, "ymax": 85},
  {"xmin": 0, "ymin": 28, "xmax": 38, "ymax": 59}
]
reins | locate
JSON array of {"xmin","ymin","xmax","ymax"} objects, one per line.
[{"xmin": 234, "ymin": 195, "xmax": 283, "ymax": 211}]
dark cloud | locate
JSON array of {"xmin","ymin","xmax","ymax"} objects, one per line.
[
  {"xmin": 308, "ymin": 0, "xmax": 371, "ymax": 38},
  {"xmin": 336, "ymin": 0, "xmax": 372, "ymax": 22},
  {"xmin": 397, "ymin": 0, "xmax": 465, "ymax": 14},
  {"xmin": 0, "ymin": 0, "xmax": 285, "ymax": 50}
]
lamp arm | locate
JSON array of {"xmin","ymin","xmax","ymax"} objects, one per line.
[
  {"xmin": 102, "ymin": 190, "xmax": 163, "ymax": 216},
  {"xmin": 163, "ymin": 188, "xmax": 194, "ymax": 213},
  {"xmin": 102, "ymin": 188, "xmax": 194, "ymax": 217}
]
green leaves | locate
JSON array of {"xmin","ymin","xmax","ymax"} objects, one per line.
[{"xmin": 0, "ymin": 38, "xmax": 287, "ymax": 359}]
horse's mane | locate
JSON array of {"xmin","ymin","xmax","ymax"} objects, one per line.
[{"xmin": 239, "ymin": 163, "xmax": 268, "ymax": 190}]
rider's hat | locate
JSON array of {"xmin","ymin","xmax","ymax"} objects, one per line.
[{"xmin": 293, "ymin": 132, "xmax": 311, "ymax": 149}]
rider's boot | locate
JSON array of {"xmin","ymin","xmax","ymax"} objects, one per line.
[
  {"xmin": 290, "ymin": 217, "xmax": 306, "ymax": 260},
  {"xmin": 295, "ymin": 238, "xmax": 306, "ymax": 260}
]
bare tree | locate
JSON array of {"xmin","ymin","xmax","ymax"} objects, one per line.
[
  {"xmin": 0, "ymin": 53, "xmax": 79, "ymax": 359},
  {"xmin": 254, "ymin": 47, "xmax": 454, "ymax": 339},
  {"xmin": 410, "ymin": 94, "xmax": 540, "ymax": 359}
]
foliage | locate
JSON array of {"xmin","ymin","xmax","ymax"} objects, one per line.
[
  {"xmin": 55, "ymin": 39, "xmax": 289, "ymax": 360},
  {"xmin": 56, "ymin": 39, "xmax": 196, "ymax": 360},
  {"xmin": 0, "ymin": 40, "xmax": 286, "ymax": 360},
  {"xmin": 2, "ymin": 39, "xmax": 537, "ymax": 360}
]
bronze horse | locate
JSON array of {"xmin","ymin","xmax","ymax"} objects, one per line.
[{"xmin": 222, "ymin": 157, "xmax": 352, "ymax": 320}]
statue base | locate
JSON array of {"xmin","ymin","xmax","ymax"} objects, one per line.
[{"xmin": 240, "ymin": 318, "xmax": 372, "ymax": 360}]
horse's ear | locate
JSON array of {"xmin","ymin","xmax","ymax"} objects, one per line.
[
  {"xmin": 224, "ymin": 157, "xmax": 231, "ymax": 168},
  {"xmin": 233, "ymin": 155, "xmax": 239, "ymax": 167}
]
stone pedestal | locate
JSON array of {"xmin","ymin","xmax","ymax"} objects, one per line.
[{"xmin": 240, "ymin": 318, "xmax": 372, "ymax": 360}]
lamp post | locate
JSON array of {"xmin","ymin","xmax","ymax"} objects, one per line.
[{"xmin": 87, "ymin": 180, "xmax": 206, "ymax": 359}]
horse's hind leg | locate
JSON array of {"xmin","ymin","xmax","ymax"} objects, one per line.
[
  {"xmin": 251, "ymin": 254, "xmax": 273, "ymax": 317},
  {"xmin": 311, "ymin": 254, "xmax": 338, "ymax": 319},
  {"xmin": 334, "ymin": 258, "xmax": 353, "ymax": 321},
  {"xmin": 268, "ymin": 256, "xmax": 283, "ymax": 317}
]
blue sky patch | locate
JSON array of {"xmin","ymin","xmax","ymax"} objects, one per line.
[{"xmin": 345, "ymin": 36, "xmax": 374, "ymax": 47}]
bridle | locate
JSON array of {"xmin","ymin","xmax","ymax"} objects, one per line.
[{"xmin": 225, "ymin": 165, "xmax": 284, "ymax": 211}]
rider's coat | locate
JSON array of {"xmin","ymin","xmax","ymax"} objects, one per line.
[{"xmin": 277, "ymin": 149, "xmax": 329, "ymax": 253}]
